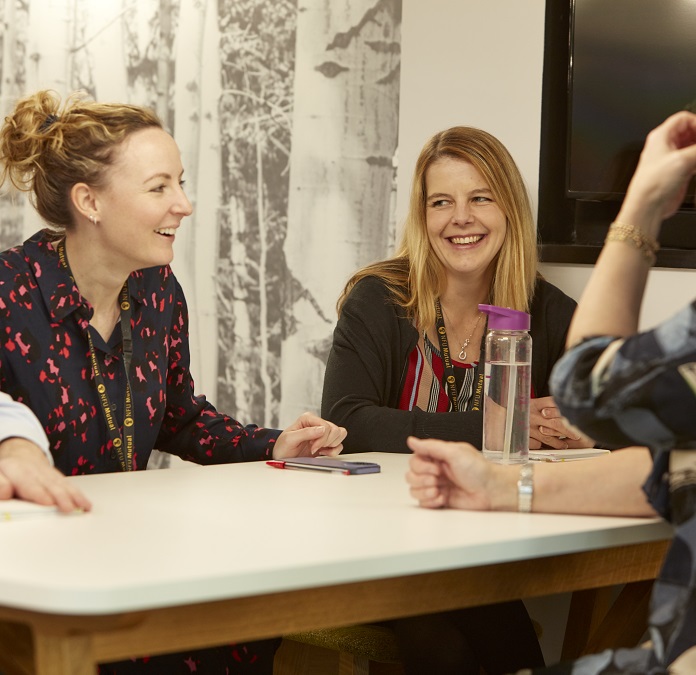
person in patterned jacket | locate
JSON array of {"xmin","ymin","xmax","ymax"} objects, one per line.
[
  {"xmin": 0, "ymin": 89, "xmax": 346, "ymax": 674},
  {"xmin": 543, "ymin": 110, "xmax": 696, "ymax": 675}
]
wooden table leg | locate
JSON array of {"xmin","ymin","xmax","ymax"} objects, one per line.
[
  {"xmin": 583, "ymin": 579, "xmax": 653, "ymax": 654},
  {"xmin": 0, "ymin": 618, "xmax": 97, "ymax": 675},
  {"xmin": 561, "ymin": 586, "xmax": 614, "ymax": 660},
  {"xmin": 562, "ymin": 580, "xmax": 654, "ymax": 661},
  {"xmin": 33, "ymin": 630, "xmax": 96, "ymax": 675},
  {"xmin": 0, "ymin": 620, "xmax": 33, "ymax": 675}
]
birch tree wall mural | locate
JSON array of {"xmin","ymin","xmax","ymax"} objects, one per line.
[
  {"xmin": 280, "ymin": 0, "xmax": 401, "ymax": 424},
  {"xmin": 0, "ymin": 0, "xmax": 401, "ymax": 435}
]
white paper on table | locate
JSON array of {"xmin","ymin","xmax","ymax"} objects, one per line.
[
  {"xmin": 0, "ymin": 499, "xmax": 59, "ymax": 521},
  {"xmin": 529, "ymin": 448, "xmax": 611, "ymax": 463}
]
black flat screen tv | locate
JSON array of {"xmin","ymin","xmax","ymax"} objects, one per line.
[
  {"xmin": 567, "ymin": 0, "xmax": 696, "ymax": 202},
  {"xmin": 538, "ymin": 0, "xmax": 696, "ymax": 266}
]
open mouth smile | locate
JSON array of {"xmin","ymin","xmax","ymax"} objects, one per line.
[
  {"xmin": 155, "ymin": 227, "xmax": 177, "ymax": 237},
  {"xmin": 448, "ymin": 234, "xmax": 484, "ymax": 245}
]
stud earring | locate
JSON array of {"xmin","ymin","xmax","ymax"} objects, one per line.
[{"xmin": 89, "ymin": 214, "xmax": 98, "ymax": 225}]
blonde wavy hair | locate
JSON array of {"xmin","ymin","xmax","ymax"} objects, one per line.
[
  {"xmin": 0, "ymin": 89, "xmax": 162, "ymax": 231},
  {"xmin": 337, "ymin": 126, "xmax": 539, "ymax": 331}
]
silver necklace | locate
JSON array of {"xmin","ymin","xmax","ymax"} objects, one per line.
[{"xmin": 442, "ymin": 307, "xmax": 483, "ymax": 361}]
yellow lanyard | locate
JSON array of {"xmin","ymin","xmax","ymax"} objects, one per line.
[
  {"xmin": 434, "ymin": 299, "xmax": 484, "ymax": 412},
  {"xmin": 57, "ymin": 241, "xmax": 135, "ymax": 471}
]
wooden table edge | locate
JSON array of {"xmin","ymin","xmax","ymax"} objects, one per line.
[{"xmin": 0, "ymin": 538, "xmax": 670, "ymax": 674}]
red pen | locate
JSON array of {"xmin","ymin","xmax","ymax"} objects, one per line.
[
  {"xmin": 266, "ymin": 459, "xmax": 350, "ymax": 474},
  {"xmin": 265, "ymin": 457, "xmax": 380, "ymax": 475}
]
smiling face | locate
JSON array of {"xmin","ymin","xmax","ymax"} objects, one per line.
[
  {"xmin": 425, "ymin": 156, "xmax": 507, "ymax": 287},
  {"xmin": 92, "ymin": 127, "xmax": 192, "ymax": 274}
]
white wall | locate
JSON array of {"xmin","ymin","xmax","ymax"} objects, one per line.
[{"xmin": 398, "ymin": 0, "xmax": 696, "ymax": 331}]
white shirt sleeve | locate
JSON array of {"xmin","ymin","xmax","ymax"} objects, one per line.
[{"xmin": 0, "ymin": 392, "xmax": 54, "ymax": 466}]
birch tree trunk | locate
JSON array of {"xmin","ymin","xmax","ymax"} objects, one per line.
[
  {"xmin": 0, "ymin": 0, "xmax": 31, "ymax": 249},
  {"xmin": 25, "ymin": 0, "xmax": 69, "ymax": 93},
  {"xmin": 215, "ymin": 0, "xmax": 296, "ymax": 426},
  {"xmin": 123, "ymin": 0, "xmax": 163, "ymax": 112},
  {"xmin": 156, "ymin": 0, "xmax": 172, "ymax": 123},
  {"xmin": 0, "ymin": 0, "xmax": 29, "ymax": 115},
  {"xmin": 172, "ymin": 0, "xmax": 222, "ymax": 404},
  {"xmin": 72, "ymin": 0, "xmax": 128, "ymax": 102},
  {"xmin": 67, "ymin": 0, "xmax": 96, "ymax": 96},
  {"xmin": 279, "ymin": 0, "xmax": 401, "ymax": 425},
  {"xmin": 20, "ymin": 0, "xmax": 74, "ymax": 240}
]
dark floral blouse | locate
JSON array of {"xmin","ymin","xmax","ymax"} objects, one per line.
[{"xmin": 0, "ymin": 230, "xmax": 280, "ymax": 474}]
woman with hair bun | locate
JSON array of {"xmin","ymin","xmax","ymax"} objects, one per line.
[{"xmin": 0, "ymin": 89, "xmax": 346, "ymax": 674}]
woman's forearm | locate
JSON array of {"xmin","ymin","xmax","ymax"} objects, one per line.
[
  {"xmin": 565, "ymin": 192, "xmax": 662, "ymax": 348},
  {"xmin": 492, "ymin": 447, "xmax": 656, "ymax": 517},
  {"xmin": 565, "ymin": 240, "xmax": 651, "ymax": 348},
  {"xmin": 535, "ymin": 447, "xmax": 656, "ymax": 516}
]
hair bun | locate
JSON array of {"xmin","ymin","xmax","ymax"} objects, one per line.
[{"xmin": 39, "ymin": 114, "xmax": 59, "ymax": 133}]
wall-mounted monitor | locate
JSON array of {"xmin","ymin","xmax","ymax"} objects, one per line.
[
  {"xmin": 567, "ymin": 0, "xmax": 696, "ymax": 201},
  {"xmin": 538, "ymin": 0, "xmax": 696, "ymax": 267}
]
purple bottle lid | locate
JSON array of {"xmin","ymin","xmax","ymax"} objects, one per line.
[{"xmin": 478, "ymin": 304, "xmax": 530, "ymax": 331}]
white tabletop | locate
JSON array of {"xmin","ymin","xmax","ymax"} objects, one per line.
[{"xmin": 0, "ymin": 453, "xmax": 673, "ymax": 616}]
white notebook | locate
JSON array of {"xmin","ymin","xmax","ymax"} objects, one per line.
[{"xmin": 529, "ymin": 448, "xmax": 611, "ymax": 463}]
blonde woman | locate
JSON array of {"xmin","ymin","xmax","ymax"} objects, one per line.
[
  {"xmin": 322, "ymin": 126, "xmax": 583, "ymax": 456},
  {"xmin": 321, "ymin": 126, "xmax": 590, "ymax": 675}
]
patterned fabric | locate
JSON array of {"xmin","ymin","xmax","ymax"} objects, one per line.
[
  {"xmin": 0, "ymin": 231, "xmax": 280, "ymax": 472},
  {"xmin": 397, "ymin": 333, "xmax": 479, "ymax": 412},
  {"xmin": 545, "ymin": 300, "xmax": 696, "ymax": 674},
  {"xmin": 98, "ymin": 639, "xmax": 281, "ymax": 674},
  {"xmin": 0, "ymin": 230, "xmax": 281, "ymax": 673}
]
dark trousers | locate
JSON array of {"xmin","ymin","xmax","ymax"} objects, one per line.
[{"xmin": 382, "ymin": 600, "xmax": 545, "ymax": 675}]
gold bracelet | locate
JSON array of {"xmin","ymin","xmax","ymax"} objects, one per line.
[{"xmin": 605, "ymin": 221, "xmax": 660, "ymax": 263}]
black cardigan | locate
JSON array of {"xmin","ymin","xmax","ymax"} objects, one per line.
[{"xmin": 321, "ymin": 276, "xmax": 577, "ymax": 453}]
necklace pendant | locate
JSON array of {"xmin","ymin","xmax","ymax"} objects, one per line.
[{"xmin": 458, "ymin": 338, "xmax": 470, "ymax": 361}]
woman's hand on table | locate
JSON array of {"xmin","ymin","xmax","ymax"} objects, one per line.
[
  {"xmin": 405, "ymin": 436, "xmax": 514, "ymax": 511},
  {"xmin": 529, "ymin": 396, "xmax": 594, "ymax": 450},
  {"xmin": 273, "ymin": 412, "xmax": 347, "ymax": 459},
  {"xmin": 0, "ymin": 438, "xmax": 92, "ymax": 513}
]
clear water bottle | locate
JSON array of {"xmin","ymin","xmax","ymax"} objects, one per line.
[{"xmin": 479, "ymin": 304, "xmax": 531, "ymax": 464}]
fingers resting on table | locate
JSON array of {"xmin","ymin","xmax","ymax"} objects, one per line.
[
  {"xmin": 273, "ymin": 412, "xmax": 347, "ymax": 459},
  {"xmin": 0, "ymin": 437, "xmax": 92, "ymax": 513}
]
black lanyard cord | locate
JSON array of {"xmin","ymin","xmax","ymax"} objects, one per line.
[
  {"xmin": 57, "ymin": 241, "xmax": 135, "ymax": 471},
  {"xmin": 434, "ymin": 299, "xmax": 484, "ymax": 412}
]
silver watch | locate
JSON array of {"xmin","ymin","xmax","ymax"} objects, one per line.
[{"xmin": 517, "ymin": 463, "xmax": 534, "ymax": 513}]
